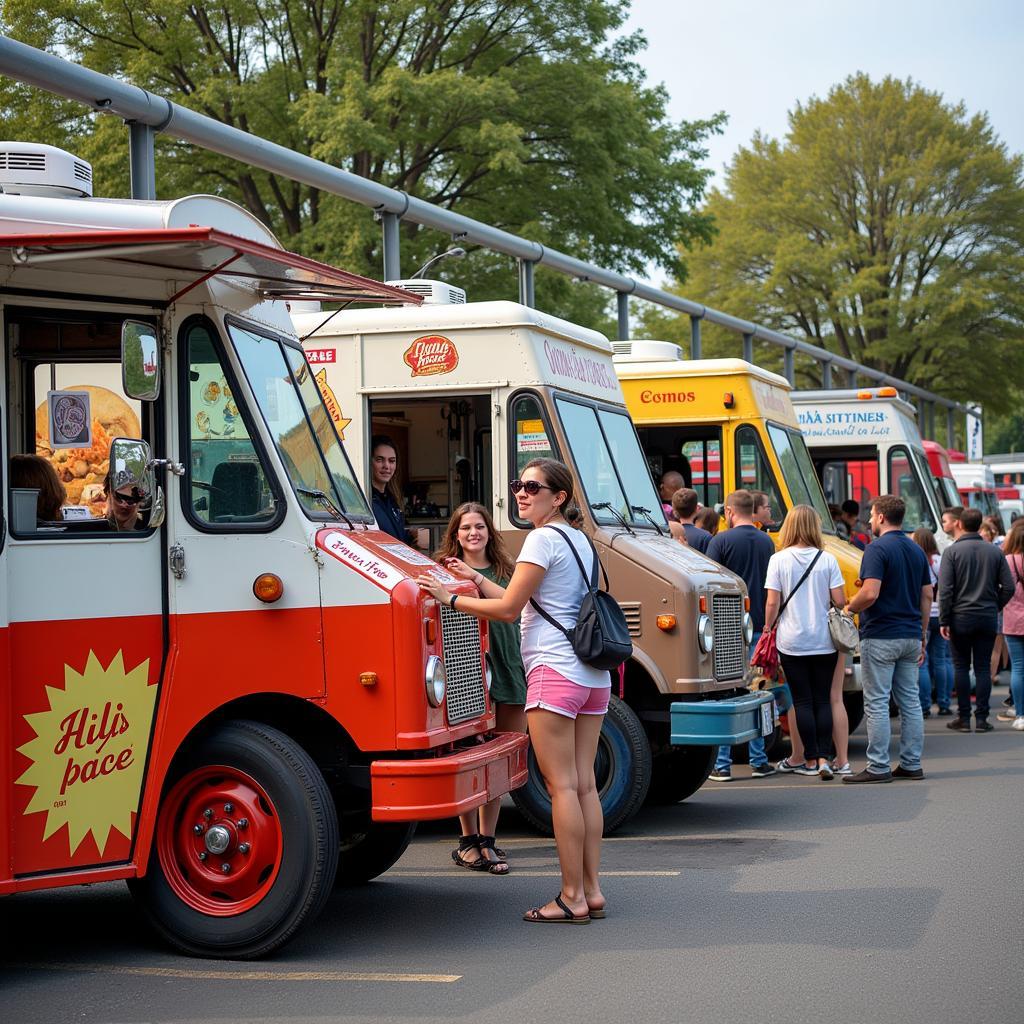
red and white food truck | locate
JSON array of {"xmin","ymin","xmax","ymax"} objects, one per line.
[{"xmin": 0, "ymin": 143, "xmax": 527, "ymax": 958}]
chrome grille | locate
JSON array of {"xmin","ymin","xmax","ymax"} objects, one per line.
[
  {"xmin": 712, "ymin": 592, "xmax": 745, "ymax": 680},
  {"xmin": 620, "ymin": 602, "xmax": 642, "ymax": 637},
  {"xmin": 439, "ymin": 605, "xmax": 487, "ymax": 724}
]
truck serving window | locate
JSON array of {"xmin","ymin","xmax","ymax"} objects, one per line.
[
  {"xmin": 555, "ymin": 397, "xmax": 663, "ymax": 529},
  {"xmin": 183, "ymin": 320, "xmax": 278, "ymax": 528},
  {"xmin": 229, "ymin": 322, "xmax": 371, "ymax": 520},
  {"xmin": 767, "ymin": 423, "xmax": 835, "ymax": 534}
]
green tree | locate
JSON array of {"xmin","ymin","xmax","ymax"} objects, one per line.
[
  {"xmin": 643, "ymin": 74, "xmax": 1024, "ymax": 411},
  {"xmin": 0, "ymin": 0, "xmax": 723, "ymax": 328}
]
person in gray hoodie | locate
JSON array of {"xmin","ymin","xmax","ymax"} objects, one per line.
[{"xmin": 939, "ymin": 507, "xmax": 1015, "ymax": 732}]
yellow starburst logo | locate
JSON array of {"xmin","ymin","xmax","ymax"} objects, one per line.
[
  {"xmin": 16, "ymin": 651, "xmax": 157, "ymax": 855},
  {"xmin": 315, "ymin": 368, "xmax": 352, "ymax": 439}
]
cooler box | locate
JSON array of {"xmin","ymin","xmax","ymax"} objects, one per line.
[{"xmin": 670, "ymin": 690, "xmax": 775, "ymax": 746}]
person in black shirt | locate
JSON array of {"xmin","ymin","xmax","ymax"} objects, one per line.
[
  {"xmin": 370, "ymin": 435, "xmax": 410, "ymax": 542},
  {"xmin": 706, "ymin": 489, "xmax": 778, "ymax": 780},
  {"xmin": 671, "ymin": 487, "xmax": 712, "ymax": 554}
]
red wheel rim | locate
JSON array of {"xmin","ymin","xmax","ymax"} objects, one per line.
[{"xmin": 156, "ymin": 765, "xmax": 283, "ymax": 916}]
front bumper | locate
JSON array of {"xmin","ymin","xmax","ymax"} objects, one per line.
[
  {"xmin": 670, "ymin": 691, "xmax": 775, "ymax": 746},
  {"xmin": 370, "ymin": 731, "xmax": 529, "ymax": 822}
]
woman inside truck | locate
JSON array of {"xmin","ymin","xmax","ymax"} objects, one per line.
[
  {"xmin": 415, "ymin": 458, "xmax": 607, "ymax": 924},
  {"xmin": 435, "ymin": 503, "xmax": 527, "ymax": 876},
  {"xmin": 10, "ymin": 453, "xmax": 66, "ymax": 522},
  {"xmin": 369, "ymin": 435, "xmax": 410, "ymax": 542}
]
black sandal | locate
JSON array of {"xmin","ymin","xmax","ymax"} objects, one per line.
[
  {"xmin": 476, "ymin": 835, "xmax": 509, "ymax": 875},
  {"xmin": 452, "ymin": 833, "xmax": 486, "ymax": 871},
  {"xmin": 523, "ymin": 892, "xmax": 590, "ymax": 924}
]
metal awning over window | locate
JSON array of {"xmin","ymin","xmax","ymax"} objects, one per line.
[{"xmin": 2, "ymin": 226, "xmax": 423, "ymax": 304}]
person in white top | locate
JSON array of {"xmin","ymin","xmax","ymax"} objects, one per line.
[
  {"xmin": 763, "ymin": 505, "xmax": 847, "ymax": 779},
  {"xmin": 415, "ymin": 458, "xmax": 605, "ymax": 924}
]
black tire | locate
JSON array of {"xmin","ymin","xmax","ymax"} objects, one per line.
[
  {"xmin": 129, "ymin": 719, "xmax": 339, "ymax": 959},
  {"xmin": 843, "ymin": 691, "xmax": 864, "ymax": 733},
  {"xmin": 511, "ymin": 695, "xmax": 652, "ymax": 836},
  {"xmin": 335, "ymin": 822, "xmax": 416, "ymax": 885},
  {"xmin": 646, "ymin": 744, "xmax": 716, "ymax": 805}
]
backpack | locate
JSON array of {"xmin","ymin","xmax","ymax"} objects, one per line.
[{"xmin": 529, "ymin": 526, "xmax": 633, "ymax": 671}]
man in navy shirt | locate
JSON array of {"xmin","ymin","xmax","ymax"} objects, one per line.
[
  {"xmin": 670, "ymin": 487, "xmax": 712, "ymax": 554},
  {"xmin": 706, "ymin": 489, "xmax": 778, "ymax": 780},
  {"xmin": 844, "ymin": 495, "xmax": 932, "ymax": 783}
]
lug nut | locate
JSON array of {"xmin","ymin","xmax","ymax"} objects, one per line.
[
  {"xmin": 203, "ymin": 808, "xmax": 213, "ymax": 820},
  {"xmin": 221, "ymin": 863, "xmax": 231, "ymax": 874},
  {"xmin": 198, "ymin": 851, "xmax": 207, "ymax": 861},
  {"xmin": 238, "ymin": 843, "xmax": 251, "ymax": 855},
  {"xmin": 223, "ymin": 803, "xmax": 234, "ymax": 813},
  {"xmin": 237, "ymin": 818, "xmax": 248, "ymax": 829},
  {"xmin": 193, "ymin": 824, "xmax": 204, "ymax": 835}
]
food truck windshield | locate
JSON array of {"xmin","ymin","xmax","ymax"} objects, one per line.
[
  {"xmin": 765, "ymin": 422, "xmax": 835, "ymax": 532},
  {"xmin": 228, "ymin": 321, "xmax": 371, "ymax": 520},
  {"xmin": 554, "ymin": 396, "xmax": 668, "ymax": 529}
]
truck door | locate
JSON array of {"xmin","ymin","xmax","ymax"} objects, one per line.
[{"xmin": 4, "ymin": 306, "xmax": 167, "ymax": 877}]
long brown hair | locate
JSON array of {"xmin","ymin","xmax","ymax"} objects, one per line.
[
  {"xmin": 522, "ymin": 457, "xmax": 580, "ymax": 523},
  {"xmin": 11, "ymin": 453, "xmax": 66, "ymax": 520},
  {"xmin": 435, "ymin": 502, "xmax": 516, "ymax": 580},
  {"xmin": 912, "ymin": 527, "xmax": 938, "ymax": 560},
  {"xmin": 1003, "ymin": 518, "xmax": 1024, "ymax": 557},
  {"xmin": 779, "ymin": 504, "xmax": 824, "ymax": 550}
]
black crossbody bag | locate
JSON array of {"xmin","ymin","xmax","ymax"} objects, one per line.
[{"xmin": 529, "ymin": 526, "xmax": 633, "ymax": 671}]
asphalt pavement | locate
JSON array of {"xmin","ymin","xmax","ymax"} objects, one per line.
[{"xmin": 2, "ymin": 710, "xmax": 1022, "ymax": 1024}]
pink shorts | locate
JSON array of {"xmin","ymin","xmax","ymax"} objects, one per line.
[{"xmin": 525, "ymin": 665, "xmax": 611, "ymax": 720}]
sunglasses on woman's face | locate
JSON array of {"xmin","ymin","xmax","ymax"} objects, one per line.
[
  {"xmin": 113, "ymin": 491, "xmax": 142, "ymax": 506},
  {"xmin": 509, "ymin": 479, "xmax": 552, "ymax": 496}
]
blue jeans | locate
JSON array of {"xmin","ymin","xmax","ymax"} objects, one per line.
[
  {"xmin": 1005, "ymin": 634, "xmax": 1024, "ymax": 716},
  {"xmin": 716, "ymin": 640, "xmax": 767, "ymax": 770},
  {"xmin": 918, "ymin": 618, "xmax": 953, "ymax": 711},
  {"xmin": 861, "ymin": 637, "xmax": 924, "ymax": 773}
]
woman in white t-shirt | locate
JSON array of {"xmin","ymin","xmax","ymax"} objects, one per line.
[
  {"xmin": 764, "ymin": 505, "xmax": 847, "ymax": 779},
  {"xmin": 415, "ymin": 458, "xmax": 604, "ymax": 924}
]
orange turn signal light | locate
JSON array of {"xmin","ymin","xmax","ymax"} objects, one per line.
[
  {"xmin": 656, "ymin": 614, "xmax": 677, "ymax": 631},
  {"xmin": 424, "ymin": 617, "xmax": 437, "ymax": 645},
  {"xmin": 359, "ymin": 672, "xmax": 378, "ymax": 687},
  {"xmin": 253, "ymin": 573, "xmax": 284, "ymax": 603},
  {"xmin": 877, "ymin": 386, "xmax": 898, "ymax": 397},
  {"xmin": 698, "ymin": 595, "xmax": 707, "ymax": 613},
  {"xmin": 744, "ymin": 596, "xmax": 750, "ymax": 611},
  {"xmin": 723, "ymin": 391, "xmax": 735, "ymax": 409},
  {"xmin": 856, "ymin": 390, "xmax": 874, "ymax": 400}
]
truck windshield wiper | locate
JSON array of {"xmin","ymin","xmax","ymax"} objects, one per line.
[
  {"xmin": 631, "ymin": 504, "xmax": 666, "ymax": 536},
  {"xmin": 296, "ymin": 486, "xmax": 354, "ymax": 529},
  {"xmin": 590, "ymin": 501, "xmax": 635, "ymax": 535}
]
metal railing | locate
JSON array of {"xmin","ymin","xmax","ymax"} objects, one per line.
[{"xmin": 0, "ymin": 34, "xmax": 969, "ymax": 446}]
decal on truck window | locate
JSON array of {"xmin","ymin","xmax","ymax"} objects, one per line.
[
  {"xmin": 47, "ymin": 390, "xmax": 92, "ymax": 448},
  {"xmin": 15, "ymin": 650, "xmax": 158, "ymax": 856},
  {"xmin": 403, "ymin": 335, "xmax": 459, "ymax": 376},
  {"xmin": 314, "ymin": 368, "xmax": 352, "ymax": 439}
]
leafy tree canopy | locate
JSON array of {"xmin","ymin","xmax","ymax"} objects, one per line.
[
  {"xmin": 0, "ymin": 0, "xmax": 724, "ymax": 328},
  {"xmin": 642, "ymin": 74, "xmax": 1024, "ymax": 415}
]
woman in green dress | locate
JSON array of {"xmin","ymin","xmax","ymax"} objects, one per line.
[{"xmin": 435, "ymin": 502, "xmax": 527, "ymax": 875}]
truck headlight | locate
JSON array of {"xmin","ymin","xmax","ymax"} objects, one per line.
[
  {"xmin": 698, "ymin": 613, "xmax": 714, "ymax": 653},
  {"xmin": 743, "ymin": 612, "xmax": 754, "ymax": 644},
  {"xmin": 425, "ymin": 655, "xmax": 446, "ymax": 707}
]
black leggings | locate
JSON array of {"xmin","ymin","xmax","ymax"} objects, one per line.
[{"xmin": 780, "ymin": 651, "xmax": 839, "ymax": 761}]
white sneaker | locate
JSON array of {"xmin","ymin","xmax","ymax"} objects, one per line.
[
  {"xmin": 832, "ymin": 762, "xmax": 853, "ymax": 776},
  {"xmin": 1012, "ymin": 717, "xmax": 1024, "ymax": 731}
]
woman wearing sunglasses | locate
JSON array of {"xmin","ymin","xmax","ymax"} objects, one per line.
[
  {"xmin": 415, "ymin": 457, "xmax": 607, "ymax": 925},
  {"xmin": 103, "ymin": 469, "xmax": 145, "ymax": 532}
]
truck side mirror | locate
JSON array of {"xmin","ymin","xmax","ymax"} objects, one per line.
[
  {"xmin": 109, "ymin": 437, "xmax": 156, "ymax": 502},
  {"xmin": 122, "ymin": 320, "xmax": 160, "ymax": 401}
]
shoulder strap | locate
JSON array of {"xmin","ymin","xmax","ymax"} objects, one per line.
[
  {"xmin": 778, "ymin": 549, "xmax": 823, "ymax": 620},
  {"xmin": 1011, "ymin": 553, "xmax": 1024, "ymax": 591}
]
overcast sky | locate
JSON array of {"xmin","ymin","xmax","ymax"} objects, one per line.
[{"xmin": 623, "ymin": 0, "xmax": 1023, "ymax": 189}]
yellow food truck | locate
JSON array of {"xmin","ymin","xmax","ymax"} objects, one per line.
[
  {"xmin": 615, "ymin": 343, "xmax": 864, "ymax": 730},
  {"xmin": 295, "ymin": 301, "xmax": 772, "ymax": 834}
]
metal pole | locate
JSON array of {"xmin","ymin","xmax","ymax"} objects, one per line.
[
  {"xmin": 821, "ymin": 360, "xmax": 832, "ymax": 389},
  {"xmin": 742, "ymin": 332, "xmax": 753, "ymax": 364},
  {"xmin": 847, "ymin": 368, "xmax": 858, "ymax": 388},
  {"xmin": 783, "ymin": 347, "xmax": 794, "ymax": 385},
  {"xmin": 947, "ymin": 408, "xmax": 956, "ymax": 451},
  {"xmin": 518, "ymin": 259, "xmax": 536, "ymax": 308},
  {"xmin": 127, "ymin": 121, "xmax": 156, "ymax": 201},
  {"xmin": 690, "ymin": 315, "xmax": 702, "ymax": 360},
  {"xmin": 379, "ymin": 211, "xmax": 401, "ymax": 281},
  {"xmin": 616, "ymin": 292, "xmax": 629, "ymax": 341}
]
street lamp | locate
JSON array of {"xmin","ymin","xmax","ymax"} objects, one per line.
[{"xmin": 410, "ymin": 246, "xmax": 467, "ymax": 279}]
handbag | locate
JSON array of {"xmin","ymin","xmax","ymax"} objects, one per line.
[
  {"xmin": 827, "ymin": 606, "xmax": 859, "ymax": 654},
  {"xmin": 530, "ymin": 526, "xmax": 633, "ymax": 671},
  {"xmin": 751, "ymin": 549, "xmax": 823, "ymax": 676}
]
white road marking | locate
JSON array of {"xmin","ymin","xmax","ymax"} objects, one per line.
[{"xmin": 24, "ymin": 963, "xmax": 461, "ymax": 984}]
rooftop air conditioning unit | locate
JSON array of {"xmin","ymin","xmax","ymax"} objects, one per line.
[
  {"xmin": 612, "ymin": 340, "xmax": 684, "ymax": 361},
  {"xmin": 386, "ymin": 279, "xmax": 466, "ymax": 305},
  {"xmin": 0, "ymin": 141, "xmax": 93, "ymax": 198}
]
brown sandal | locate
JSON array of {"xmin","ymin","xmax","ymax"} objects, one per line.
[{"xmin": 523, "ymin": 893, "xmax": 590, "ymax": 924}]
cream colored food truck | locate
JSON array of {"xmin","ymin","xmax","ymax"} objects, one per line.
[{"xmin": 297, "ymin": 296, "xmax": 772, "ymax": 833}]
